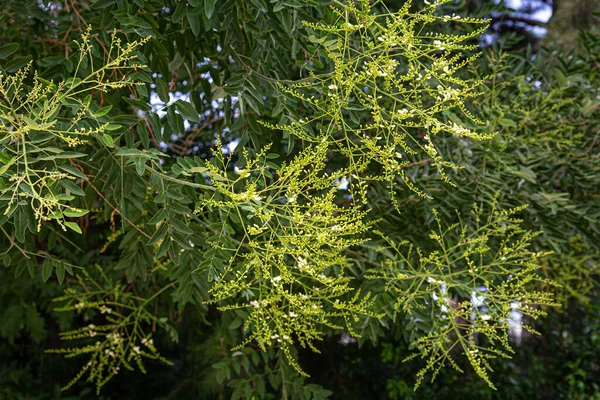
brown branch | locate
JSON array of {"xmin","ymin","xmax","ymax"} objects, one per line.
[
  {"xmin": 70, "ymin": 161, "xmax": 151, "ymax": 239},
  {"xmin": 400, "ymin": 159, "xmax": 432, "ymax": 169},
  {"xmin": 491, "ymin": 14, "xmax": 547, "ymax": 27}
]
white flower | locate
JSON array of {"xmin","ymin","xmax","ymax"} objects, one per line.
[
  {"xmin": 297, "ymin": 256, "xmax": 308, "ymax": 270},
  {"xmin": 250, "ymin": 300, "xmax": 260, "ymax": 308},
  {"xmin": 427, "ymin": 276, "xmax": 438, "ymax": 284},
  {"xmin": 289, "ymin": 312, "xmax": 298, "ymax": 318},
  {"xmin": 132, "ymin": 346, "xmax": 141, "ymax": 355},
  {"xmin": 328, "ymin": 84, "xmax": 338, "ymax": 90},
  {"xmin": 234, "ymin": 166, "xmax": 250, "ymax": 178},
  {"xmin": 481, "ymin": 315, "xmax": 492, "ymax": 321}
]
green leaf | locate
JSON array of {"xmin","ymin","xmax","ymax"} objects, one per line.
[
  {"xmin": 137, "ymin": 124, "xmax": 150, "ymax": 149},
  {"xmin": 134, "ymin": 158, "xmax": 146, "ymax": 176},
  {"xmin": 105, "ymin": 124, "xmax": 122, "ymax": 131},
  {"xmin": 172, "ymin": 1, "xmax": 187, "ymax": 23},
  {"xmin": 248, "ymin": 0, "xmax": 267, "ymax": 12},
  {"xmin": 38, "ymin": 151, "xmax": 87, "ymax": 160},
  {"xmin": 63, "ymin": 209, "xmax": 89, "ymax": 218},
  {"xmin": 170, "ymin": 218, "xmax": 194, "ymax": 235},
  {"xmin": 156, "ymin": 79, "xmax": 170, "ymax": 103},
  {"xmin": 191, "ymin": 89, "xmax": 203, "ymax": 112},
  {"xmin": 204, "ymin": 0, "xmax": 216, "ymax": 19},
  {"xmin": 156, "ymin": 237, "xmax": 171, "ymax": 258},
  {"xmin": 189, "ymin": 166, "xmax": 208, "ymax": 174},
  {"xmin": 209, "ymin": 68, "xmax": 222, "ymax": 87},
  {"xmin": 175, "ymin": 100, "xmax": 200, "ymax": 122},
  {"xmin": 7, "ymin": 56, "xmax": 32, "ymax": 73},
  {"xmin": 187, "ymin": 7, "xmax": 202, "ymax": 36},
  {"xmin": 167, "ymin": 107, "xmax": 178, "ymax": 133},
  {"xmin": 228, "ymin": 317, "xmax": 243, "ymax": 330},
  {"xmin": 0, "ymin": 156, "xmax": 15, "ymax": 176},
  {"xmin": 41, "ymin": 259, "xmax": 53, "ymax": 282},
  {"xmin": 61, "ymin": 180, "xmax": 86, "ymax": 196},
  {"xmin": 95, "ymin": 105, "xmax": 113, "ymax": 117},
  {"xmin": 231, "ymin": 116, "xmax": 248, "ymax": 134},
  {"xmin": 0, "ymin": 151, "xmax": 10, "ymax": 165},
  {"xmin": 65, "ymin": 221, "xmax": 82, "ymax": 234},
  {"xmin": 55, "ymin": 262, "xmax": 65, "ymax": 284},
  {"xmin": 0, "ymin": 43, "xmax": 19, "ymax": 59},
  {"xmin": 14, "ymin": 207, "xmax": 27, "ymax": 243},
  {"xmin": 498, "ymin": 118, "xmax": 517, "ymax": 129},
  {"xmin": 59, "ymin": 165, "xmax": 88, "ymax": 180},
  {"xmin": 207, "ymin": 172, "xmax": 228, "ymax": 182},
  {"xmin": 147, "ymin": 223, "xmax": 168, "ymax": 246},
  {"xmin": 123, "ymin": 97, "xmax": 152, "ymax": 111},
  {"xmin": 22, "ymin": 116, "xmax": 40, "ymax": 129},
  {"xmin": 102, "ymin": 133, "xmax": 115, "ymax": 148},
  {"xmin": 147, "ymin": 209, "xmax": 168, "ymax": 225},
  {"xmin": 116, "ymin": 149, "xmax": 143, "ymax": 157}
]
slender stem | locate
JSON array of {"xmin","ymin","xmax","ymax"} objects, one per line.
[
  {"xmin": 0, "ymin": 226, "xmax": 30, "ymax": 259},
  {"xmin": 79, "ymin": 167, "xmax": 151, "ymax": 239},
  {"xmin": 149, "ymin": 169, "xmax": 216, "ymax": 191}
]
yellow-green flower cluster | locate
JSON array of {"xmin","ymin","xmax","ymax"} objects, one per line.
[
  {"xmin": 194, "ymin": 141, "xmax": 381, "ymax": 373},
  {"xmin": 369, "ymin": 199, "xmax": 557, "ymax": 389},
  {"xmin": 274, "ymin": 0, "xmax": 492, "ymax": 201},
  {"xmin": 47, "ymin": 266, "xmax": 173, "ymax": 394},
  {"xmin": 0, "ymin": 28, "xmax": 149, "ymax": 232}
]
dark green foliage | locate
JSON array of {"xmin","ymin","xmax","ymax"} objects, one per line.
[{"xmin": 0, "ymin": 0, "xmax": 598, "ymax": 399}]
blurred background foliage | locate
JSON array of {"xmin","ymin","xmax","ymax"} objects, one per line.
[{"xmin": 0, "ymin": 0, "xmax": 598, "ymax": 398}]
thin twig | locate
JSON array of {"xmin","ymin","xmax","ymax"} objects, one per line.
[{"xmin": 71, "ymin": 161, "xmax": 152, "ymax": 239}]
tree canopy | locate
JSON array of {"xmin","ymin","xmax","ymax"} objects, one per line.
[{"xmin": 0, "ymin": 0, "xmax": 598, "ymax": 398}]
